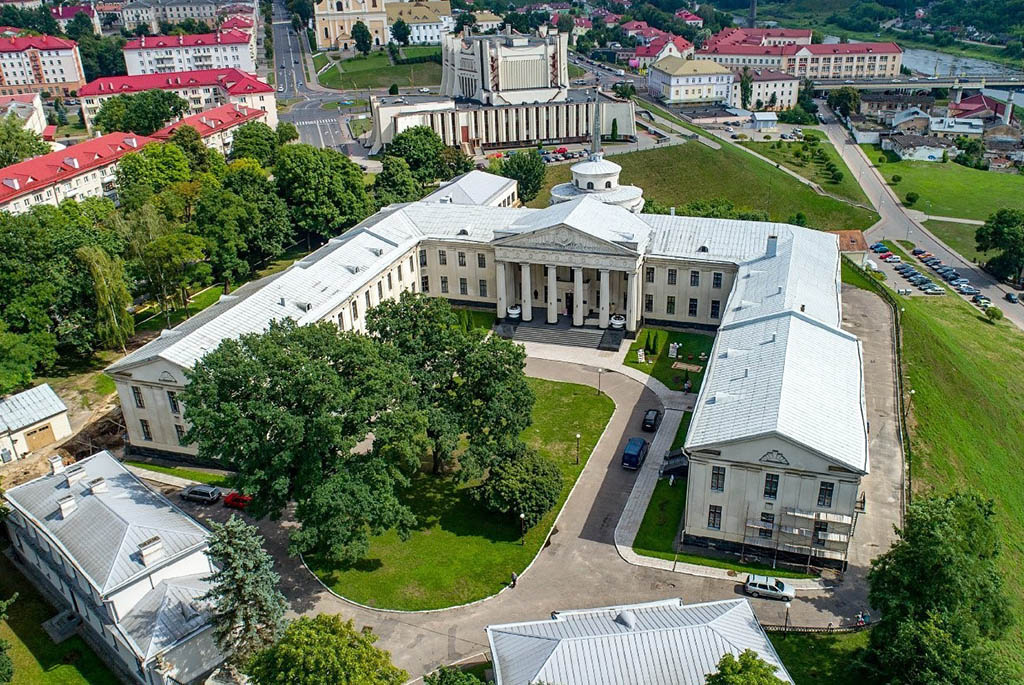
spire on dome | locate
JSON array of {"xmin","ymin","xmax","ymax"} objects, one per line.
[{"xmin": 590, "ymin": 89, "xmax": 602, "ymax": 158}]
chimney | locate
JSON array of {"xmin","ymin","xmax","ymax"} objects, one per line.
[
  {"xmin": 1002, "ymin": 101, "xmax": 1012, "ymax": 126},
  {"xmin": 279, "ymin": 296, "xmax": 286, "ymax": 306},
  {"xmin": 138, "ymin": 536, "xmax": 164, "ymax": 566},
  {"xmin": 87, "ymin": 477, "xmax": 107, "ymax": 494},
  {"xmin": 766, "ymin": 234, "xmax": 778, "ymax": 257},
  {"xmin": 669, "ymin": 206, "xmax": 675, "ymax": 215},
  {"xmin": 48, "ymin": 454, "xmax": 65, "ymax": 475},
  {"xmin": 64, "ymin": 465, "xmax": 87, "ymax": 487},
  {"xmin": 57, "ymin": 495, "xmax": 77, "ymax": 519},
  {"xmin": 800, "ymin": 304, "xmax": 806, "ymax": 312}
]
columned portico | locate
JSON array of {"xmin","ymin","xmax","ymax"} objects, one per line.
[
  {"xmin": 626, "ymin": 270, "xmax": 638, "ymax": 333},
  {"xmin": 573, "ymin": 267, "xmax": 584, "ymax": 326},
  {"xmin": 520, "ymin": 262, "xmax": 532, "ymax": 322},
  {"xmin": 495, "ymin": 260, "xmax": 507, "ymax": 318},
  {"xmin": 546, "ymin": 265, "xmax": 558, "ymax": 324},
  {"xmin": 598, "ymin": 269, "xmax": 610, "ymax": 329}
]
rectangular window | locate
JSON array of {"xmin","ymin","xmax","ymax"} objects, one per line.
[
  {"xmin": 710, "ymin": 465, "xmax": 726, "ymax": 491},
  {"xmin": 645, "ymin": 267, "xmax": 654, "ymax": 283},
  {"xmin": 174, "ymin": 424, "xmax": 186, "ymax": 445},
  {"xmin": 421, "ymin": 275, "xmax": 429, "ymax": 292},
  {"xmin": 759, "ymin": 512, "xmax": 775, "ymax": 539},
  {"xmin": 351, "ymin": 301, "xmax": 358, "ymax": 321},
  {"xmin": 167, "ymin": 391, "xmax": 179, "ymax": 415},
  {"xmin": 813, "ymin": 521, "xmax": 828, "ymax": 546},
  {"xmin": 763, "ymin": 473, "xmax": 779, "ymax": 500},
  {"xmin": 440, "ymin": 276, "xmax": 449, "ymax": 294},
  {"xmin": 409, "ymin": 256, "xmax": 414, "ymax": 272},
  {"xmin": 386, "ymin": 273, "xmax": 393, "ymax": 290},
  {"xmin": 419, "ymin": 249, "xmax": 427, "ymax": 266},
  {"xmin": 667, "ymin": 268, "xmax": 677, "ymax": 285},
  {"xmin": 713, "ymin": 272, "xmax": 723, "ymax": 289},
  {"xmin": 690, "ymin": 270, "xmax": 700, "ymax": 287},
  {"xmin": 688, "ymin": 298, "xmax": 698, "ymax": 317},
  {"xmin": 707, "ymin": 505, "xmax": 722, "ymax": 530},
  {"xmin": 397, "ymin": 265, "xmax": 403, "ymax": 282},
  {"xmin": 477, "ymin": 253, "xmax": 486, "ymax": 268},
  {"xmin": 140, "ymin": 419, "xmax": 152, "ymax": 441},
  {"xmin": 377, "ymin": 281, "xmax": 383, "ymax": 299},
  {"xmin": 459, "ymin": 277, "xmax": 468, "ymax": 295},
  {"xmin": 479, "ymin": 279, "xmax": 488, "ymax": 297},
  {"xmin": 364, "ymin": 291, "xmax": 371, "ymax": 308},
  {"xmin": 438, "ymin": 249, "xmax": 447, "ymax": 265},
  {"xmin": 818, "ymin": 482, "xmax": 835, "ymax": 508},
  {"xmin": 710, "ymin": 300, "xmax": 721, "ymax": 319},
  {"xmin": 666, "ymin": 296, "xmax": 675, "ymax": 315},
  {"xmin": 458, "ymin": 251, "xmax": 467, "ymax": 267},
  {"xmin": 131, "ymin": 386, "xmax": 145, "ymax": 409}
]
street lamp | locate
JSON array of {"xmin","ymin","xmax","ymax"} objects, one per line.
[
  {"xmin": 597, "ymin": 368, "xmax": 605, "ymax": 395},
  {"xmin": 575, "ymin": 433, "xmax": 581, "ymax": 465},
  {"xmin": 519, "ymin": 512, "xmax": 526, "ymax": 545},
  {"xmin": 784, "ymin": 601, "xmax": 792, "ymax": 630}
]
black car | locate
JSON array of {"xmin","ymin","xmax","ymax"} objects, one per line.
[
  {"xmin": 180, "ymin": 484, "xmax": 222, "ymax": 504},
  {"xmin": 642, "ymin": 409, "xmax": 661, "ymax": 432},
  {"xmin": 1007, "ymin": 293, "xmax": 1019, "ymax": 304}
]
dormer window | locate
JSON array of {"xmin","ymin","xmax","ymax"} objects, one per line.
[{"xmin": 587, "ymin": 182, "xmax": 594, "ymax": 190}]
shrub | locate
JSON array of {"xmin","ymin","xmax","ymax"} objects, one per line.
[
  {"xmin": 905, "ymin": 191, "xmax": 919, "ymax": 205},
  {"xmin": 831, "ymin": 170, "xmax": 844, "ymax": 183},
  {"xmin": 475, "ymin": 447, "xmax": 563, "ymax": 528},
  {"xmin": 879, "ymin": 155, "xmax": 886, "ymax": 164},
  {"xmin": 986, "ymin": 306, "xmax": 1003, "ymax": 322},
  {"xmin": 763, "ymin": 134, "xmax": 771, "ymax": 140},
  {"xmin": 388, "ymin": 83, "xmax": 399, "ymax": 95},
  {"xmin": 892, "ymin": 174, "xmax": 902, "ymax": 183}
]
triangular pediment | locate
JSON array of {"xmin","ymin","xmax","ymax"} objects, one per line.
[{"xmin": 493, "ymin": 224, "xmax": 638, "ymax": 256}]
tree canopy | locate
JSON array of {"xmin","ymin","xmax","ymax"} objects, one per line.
[
  {"xmin": 230, "ymin": 121, "xmax": 281, "ymax": 168},
  {"xmin": 497, "ymin": 150, "xmax": 545, "ymax": 203},
  {"xmin": 386, "ymin": 125, "xmax": 445, "ymax": 184},
  {"xmin": 705, "ymin": 649, "xmax": 787, "ymax": 685},
  {"xmin": 372, "ymin": 156, "xmax": 421, "ymax": 207},
  {"xmin": 352, "ymin": 20, "xmax": 372, "ymax": 55},
  {"xmin": 391, "ymin": 18, "xmax": 410, "ymax": 45},
  {"xmin": 93, "ymin": 89, "xmax": 188, "ymax": 135},
  {"xmin": 975, "ymin": 208, "xmax": 1024, "ymax": 282},
  {"xmin": 0, "ymin": 113, "xmax": 49, "ymax": 167},
  {"xmin": 826, "ymin": 87, "xmax": 860, "ymax": 118},
  {"xmin": 247, "ymin": 615, "xmax": 407, "ymax": 685}
]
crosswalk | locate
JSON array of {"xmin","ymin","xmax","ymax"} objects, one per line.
[{"xmin": 296, "ymin": 118, "xmax": 340, "ymax": 126}]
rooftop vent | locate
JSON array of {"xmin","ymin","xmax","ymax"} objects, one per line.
[
  {"xmin": 180, "ymin": 600, "xmax": 201, "ymax": 621},
  {"xmin": 800, "ymin": 304, "xmax": 806, "ymax": 312},
  {"xmin": 3, "ymin": 178, "xmax": 19, "ymax": 190},
  {"xmin": 138, "ymin": 536, "xmax": 164, "ymax": 566},
  {"xmin": 64, "ymin": 465, "xmax": 87, "ymax": 487},
  {"xmin": 614, "ymin": 610, "xmax": 637, "ymax": 630},
  {"xmin": 766, "ymin": 234, "xmax": 778, "ymax": 258},
  {"xmin": 369, "ymin": 247, "xmax": 383, "ymax": 257},
  {"xmin": 297, "ymin": 302, "xmax": 312, "ymax": 312},
  {"xmin": 87, "ymin": 477, "xmax": 107, "ymax": 495},
  {"xmin": 346, "ymin": 265, "xmax": 362, "ymax": 274},
  {"xmin": 57, "ymin": 495, "xmax": 77, "ymax": 519},
  {"xmin": 48, "ymin": 454, "xmax": 65, "ymax": 475},
  {"xmin": 278, "ymin": 296, "xmax": 286, "ymax": 307},
  {"xmin": 669, "ymin": 206, "xmax": 675, "ymax": 216}
]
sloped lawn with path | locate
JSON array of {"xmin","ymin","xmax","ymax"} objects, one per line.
[
  {"xmin": 743, "ymin": 137, "xmax": 871, "ymax": 205},
  {"xmin": 308, "ymin": 377, "xmax": 615, "ymax": 610}
]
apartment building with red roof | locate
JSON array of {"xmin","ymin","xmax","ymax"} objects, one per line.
[
  {"xmin": 635, "ymin": 35, "xmax": 693, "ymax": 69},
  {"xmin": 152, "ymin": 102, "xmax": 266, "ymax": 155},
  {"xmin": 0, "ymin": 132, "xmax": 155, "ymax": 214},
  {"xmin": 674, "ymin": 8, "xmax": 702, "ymax": 26},
  {"xmin": 50, "ymin": 4, "xmax": 102, "ymax": 35},
  {"xmin": 0, "ymin": 34, "xmax": 86, "ymax": 96},
  {"xmin": 123, "ymin": 28, "xmax": 255, "ymax": 75},
  {"xmin": 79, "ymin": 68, "xmax": 277, "ymax": 131}
]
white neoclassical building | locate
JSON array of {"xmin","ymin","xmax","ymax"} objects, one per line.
[{"xmin": 106, "ymin": 163, "xmax": 867, "ymax": 568}]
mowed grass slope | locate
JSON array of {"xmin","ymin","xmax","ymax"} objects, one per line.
[
  {"xmin": 923, "ymin": 219, "xmax": 993, "ymax": 263},
  {"xmin": 743, "ymin": 138, "xmax": 872, "ymax": 205},
  {"xmin": 309, "ymin": 377, "xmax": 615, "ymax": 610},
  {"xmin": 319, "ymin": 51, "xmax": 441, "ymax": 89},
  {"xmin": 899, "ymin": 274, "xmax": 1024, "ymax": 666},
  {"xmin": 862, "ymin": 144, "xmax": 1024, "ymax": 221},
  {"xmin": 530, "ymin": 143, "xmax": 878, "ymax": 231}
]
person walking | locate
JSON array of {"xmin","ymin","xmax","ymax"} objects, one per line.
[{"xmin": 509, "ymin": 572, "xmax": 518, "ymax": 588}]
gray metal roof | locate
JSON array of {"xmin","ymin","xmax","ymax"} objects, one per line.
[
  {"xmin": 0, "ymin": 383, "xmax": 67, "ymax": 433},
  {"xmin": 422, "ymin": 170, "xmax": 516, "ymax": 206},
  {"xmin": 120, "ymin": 574, "xmax": 214, "ymax": 660},
  {"xmin": 3, "ymin": 451, "xmax": 209, "ymax": 594},
  {"xmin": 486, "ymin": 598, "xmax": 793, "ymax": 684}
]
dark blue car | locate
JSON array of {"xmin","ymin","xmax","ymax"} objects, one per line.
[{"xmin": 621, "ymin": 437, "xmax": 649, "ymax": 470}]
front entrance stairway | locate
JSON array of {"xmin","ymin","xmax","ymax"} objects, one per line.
[{"xmin": 496, "ymin": 317, "xmax": 625, "ymax": 350}]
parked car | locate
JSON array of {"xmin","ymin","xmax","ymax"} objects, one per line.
[
  {"xmin": 223, "ymin": 492, "xmax": 252, "ymax": 510},
  {"xmin": 642, "ymin": 409, "xmax": 661, "ymax": 432},
  {"xmin": 884, "ymin": 255, "xmax": 901, "ymax": 263},
  {"xmin": 924, "ymin": 288, "xmax": 946, "ymax": 295},
  {"xmin": 181, "ymin": 484, "xmax": 222, "ymax": 505},
  {"xmin": 950, "ymin": 278, "xmax": 969, "ymax": 286},
  {"xmin": 418, "ymin": 87, "xmax": 431, "ymax": 93},
  {"xmin": 879, "ymin": 252, "xmax": 893, "ymax": 260},
  {"xmin": 959, "ymin": 286, "xmax": 980, "ymax": 295},
  {"xmin": 1007, "ymin": 293, "xmax": 1020, "ymax": 304},
  {"xmin": 744, "ymin": 575, "xmax": 796, "ymax": 601},
  {"xmin": 972, "ymin": 294, "xmax": 990, "ymax": 303},
  {"xmin": 911, "ymin": 248, "xmax": 926, "ymax": 255},
  {"xmin": 620, "ymin": 437, "xmax": 649, "ymax": 470},
  {"xmin": 869, "ymin": 242, "xmax": 886, "ymax": 250}
]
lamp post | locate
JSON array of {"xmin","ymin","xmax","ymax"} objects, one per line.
[
  {"xmin": 784, "ymin": 601, "xmax": 792, "ymax": 630},
  {"xmin": 597, "ymin": 367, "xmax": 604, "ymax": 395},
  {"xmin": 575, "ymin": 433, "xmax": 581, "ymax": 465},
  {"xmin": 519, "ymin": 512, "xmax": 526, "ymax": 545}
]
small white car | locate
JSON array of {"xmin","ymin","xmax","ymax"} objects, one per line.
[
  {"xmin": 744, "ymin": 575, "xmax": 796, "ymax": 601},
  {"xmin": 884, "ymin": 255, "xmax": 902, "ymax": 263},
  {"xmin": 419, "ymin": 87, "xmax": 430, "ymax": 93}
]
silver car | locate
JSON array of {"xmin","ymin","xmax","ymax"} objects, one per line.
[{"xmin": 744, "ymin": 574, "xmax": 796, "ymax": 601}]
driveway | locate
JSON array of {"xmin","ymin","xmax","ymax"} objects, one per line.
[{"xmin": 167, "ymin": 357, "xmax": 865, "ymax": 679}]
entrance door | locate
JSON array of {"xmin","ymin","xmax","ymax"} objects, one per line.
[
  {"xmin": 24, "ymin": 424, "xmax": 54, "ymax": 451},
  {"xmin": 565, "ymin": 292, "xmax": 574, "ymax": 321},
  {"xmin": 461, "ymin": 125, "xmax": 470, "ymax": 143}
]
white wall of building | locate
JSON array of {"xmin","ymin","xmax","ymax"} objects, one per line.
[{"xmin": 124, "ymin": 40, "xmax": 255, "ymax": 76}]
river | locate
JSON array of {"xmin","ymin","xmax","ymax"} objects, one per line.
[{"xmin": 823, "ymin": 35, "xmax": 1024, "ymax": 78}]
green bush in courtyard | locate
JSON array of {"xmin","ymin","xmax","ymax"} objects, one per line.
[
  {"xmin": 905, "ymin": 191, "xmax": 919, "ymax": 205},
  {"xmin": 475, "ymin": 445, "xmax": 562, "ymax": 528}
]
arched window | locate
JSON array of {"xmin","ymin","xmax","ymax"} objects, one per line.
[
  {"xmin": 605, "ymin": 181, "xmax": 612, "ymax": 188},
  {"xmin": 335, "ymin": 1, "xmax": 342, "ymax": 10},
  {"xmin": 587, "ymin": 182, "xmax": 594, "ymax": 190},
  {"xmin": 457, "ymin": 228, "xmax": 469, "ymax": 236},
  {"xmin": 698, "ymin": 246, "xmax": 709, "ymax": 253}
]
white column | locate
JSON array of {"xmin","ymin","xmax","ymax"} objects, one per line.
[
  {"xmin": 599, "ymin": 269, "xmax": 610, "ymax": 329},
  {"xmin": 521, "ymin": 262, "xmax": 533, "ymax": 322},
  {"xmin": 573, "ymin": 267, "xmax": 584, "ymax": 327},
  {"xmin": 546, "ymin": 264, "xmax": 557, "ymax": 324},
  {"xmin": 626, "ymin": 270, "xmax": 638, "ymax": 333},
  {"xmin": 495, "ymin": 260, "xmax": 507, "ymax": 319}
]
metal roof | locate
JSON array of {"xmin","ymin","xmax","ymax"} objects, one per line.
[
  {"xmin": 422, "ymin": 170, "xmax": 516, "ymax": 206},
  {"xmin": 486, "ymin": 598, "xmax": 793, "ymax": 684},
  {"xmin": 0, "ymin": 383, "xmax": 67, "ymax": 433},
  {"xmin": 120, "ymin": 574, "xmax": 214, "ymax": 660},
  {"xmin": 3, "ymin": 451, "xmax": 209, "ymax": 594}
]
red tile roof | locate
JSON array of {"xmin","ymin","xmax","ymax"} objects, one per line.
[
  {"xmin": 0, "ymin": 93, "xmax": 37, "ymax": 105},
  {"xmin": 80, "ymin": 68, "xmax": 273, "ymax": 96},
  {"xmin": 125, "ymin": 29, "xmax": 251, "ymax": 50},
  {"xmin": 0, "ymin": 132, "xmax": 156, "ymax": 204},
  {"xmin": 42, "ymin": 124, "xmax": 56, "ymax": 141},
  {"xmin": 636, "ymin": 35, "xmax": 692, "ymax": 58},
  {"xmin": 51, "ymin": 4, "xmax": 94, "ymax": 19},
  {"xmin": 674, "ymin": 9, "xmax": 701, "ymax": 22},
  {"xmin": 220, "ymin": 15, "xmax": 254, "ymax": 30},
  {"xmin": 152, "ymin": 102, "xmax": 265, "ymax": 139},
  {"xmin": 620, "ymin": 20, "xmax": 648, "ymax": 32},
  {"xmin": 699, "ymin": 40, "xmax": 901, "ymax": 56},
  {"xmin": 949, "ymin": 93, "xmax": 1011, "ymax": 120},
  {"xmin": 0, "ymin": 34, "xmax": 77, "ymax": 53}
]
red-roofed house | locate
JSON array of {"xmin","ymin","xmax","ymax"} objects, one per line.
[
  {"xmin": 152, "ymin": 102, "xmax": 267, "ymax": 155},
  {"xmin": 590, "ymin": 9, "xmax": 621, "ymax": 25},
  {"xmin": 674, "ymin": 8, "xmax": 702, "ymax": 26},
  {"xmin": 635, "ymin": 35, "xmax": 693, "ymax": 68},
  {"xmin": 620, "ymin": 20, "xmax": 649, "ymax": 35},
  {"xmin": 0, "ymin": 132, "xmax": 155, "ymax": 214},
  {"xmin": 80, "ymin": 68, "xmax": 277, "ymax": 131},
  {"xmin": 123, "ymin": 29, "xmax": 255, "ymax": 76},
  {"xmin": 220, "ymin": 14, "xmax": 254, "ymax": 31},
  {"xmin": 0, "ymin": 34, "xmax": 86, "ymax": 96},
  {"xmin": 948, "ymin": 93, "xmax": 1015, "ymax": 124},
  {"xmin": 50, "ymin": 4, "xmax": 101, "ymax": 35}
]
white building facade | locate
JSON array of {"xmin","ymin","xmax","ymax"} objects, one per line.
[
  {"xmin": 386, "ymin": 0, "xmax": 453, "ymax": 45},
  {"xmin": 0, "ymin": 384, "xmax": 71, "ymax": 463},
  {"xmin": 123, "ymin": 30, "xmax": 255, "ymax": 76},
  {"xmin": 0, "ymin": 34, "xmax": 87, "ymax": 97},
  {"xmin": 729, "ymin": 68, "xmax": 798, "ymax": 111},
  {"xmin": 648, "ymin": 56, "xmax": 733, "ymax": 105}
]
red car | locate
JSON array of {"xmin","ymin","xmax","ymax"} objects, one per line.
[
  {"xmin": 879, "ymin": 252, "xmax": 893, "ymax": 260},
  {"xmin": 223, "ymin": 492, "xmax": 252, "ymax": 510}
]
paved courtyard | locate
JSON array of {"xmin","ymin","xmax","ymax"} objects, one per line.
[{"xmin": 167, "ymin": 299, "xmax": 902, "ymax": 679}]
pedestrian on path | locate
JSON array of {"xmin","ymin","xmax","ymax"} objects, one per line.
[{"xmin": 510, "ymin": 572, "xmax": 518, "ymax": 588}]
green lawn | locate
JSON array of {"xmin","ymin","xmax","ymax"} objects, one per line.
[
  {"xmin": 122, "ymin": 460, "xmax": 234, "ymax": 487},
  {"xmin": 743, "ymin": 138, "xmax": 871, "ymax": 205},
  {"xmin": 133, "ymin": 285, "xmax": 225, "ymax": 332},
  {"xmin": 624, "ymin": 328, "xmax": 715, "ymax": 392},
  {"xmin": 54, "ymin": 112, "xmax": 87, "ymax": 140},
  {"xmin": 568, "ymin": 63, "xmax": 585, "ymax": 79},
  {"xmin": 923, "ymin": 219, "xmax": 992, "ymax": 264},
  {"xmin": 770, "ymin": 630, "xmax": 870, "ymax": 685},
  {"xmin": 349, "ymin": 117, "xmax": 372, "ymax": 138},
  {"xmin": 632, "ymin": 477, "xmax": 687, "ymax": 560},
  {"xmin": 896, "ymin": 240, "xmax": 1024, "ymax": 668},
  {"xmin": 401, "ymin": 46, "xmax": 440, "ymax": 59},
  {"xmin": 861, "ymin": 144, "xmax": 1024, "ymax": 221},
  {"xmin": 530, "ymin": 143, "xmax": 878, "ymax": 231},
  {"xmin": 454, "ymin": 307, "xmax": 496, "ymax": 332},
  {"xmin": 308, "ymin": 377, "xmax": 615, "ymax": 610},
  {"xmin": 312, "ymin": 52, "xmax": 328, "ymax": 72},
  {"xmin": 841, "ymin": 257, "xmax": 883, "ymax": 292},
  {"xmin": 319, "ymin": 51, "xmax": 442, "ymax": 90},
  {"xmin": 0, "ymin": 553, "xmax": 114, "ymax": 684},
  {"xmin": 321, "ymin": 98, "xmax": 368, "ymax": 110}
]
